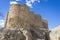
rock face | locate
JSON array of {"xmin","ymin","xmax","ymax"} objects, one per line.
[
  {"xmin": 50, "ymin": 25, "xmax": 60, "ymax": 40},
  {"xmin": 0, "ymin": 4, "xmax": 50, "ymax": 40}
]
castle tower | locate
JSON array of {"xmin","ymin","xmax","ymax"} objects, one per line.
[
  {"xmin": 5, "ymin": 2, "xmax": 21, "ymax": 29},
  {"xmin": 4, "ymin": 1, "xmax": 31, "ymax": 29},
  {"xmin": 3, "ymin": 1, "xmax": 50, "ymax": 40}
]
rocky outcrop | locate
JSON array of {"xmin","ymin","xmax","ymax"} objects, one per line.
[{"xmin": 50, "ymin": 25, "xmax": 60, "ymax": 40}]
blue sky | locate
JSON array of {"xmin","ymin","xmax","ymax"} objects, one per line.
[{"xmin": 0, "ymin": 0, "xmax": 60, "ymax": 29}]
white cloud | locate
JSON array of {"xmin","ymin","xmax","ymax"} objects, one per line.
[
  {"xmin": 10, "ymin": 0, "xmax": 40, "ymax": 7},
  {"xmin": 25, "ymin": 0, "xmax": 40, "ymax": 7},
  {"xmin": 16, "ymin": 0, "xmax": 20, "ymax": 1},
  {"xmin": 0, "ymin": 20, "xmax": 4, "ymax": 28},
  {"xmin": 38, "ymin": 0, "xmax": 40, "ymax": 3},
  {"xmin": 10, "ymin": 1, "xmax": 18, "ymax": 5},
  {"xmin": 30, "ymin": 0, "xmax": 40, "ymax": 3},
  {"xmin": 26, "ymin": 1, "xmax": 32, "ymax": 7}
]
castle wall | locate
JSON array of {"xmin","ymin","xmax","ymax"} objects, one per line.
[
  {"xmin": 35, "ymin": 14, "xmax": 43, "ymax": 28},
  {"xmin": 3, "ymin": 4, "xmax": 50, "ymax": 40},
  {"xmin": 6, "ymin": 4, "xmax": 20, "ymax": 28},
  {"xmin": 4, "ymin": 12, "xmax": 9, "ymax": 27},
  {"xmin": 42, "ymin": 20, "xmax": 48, "ymax": 29},
  {"xmin": 5, "ymin": 4, "xmax": 31, "ymax": 30},
  {"xmin": 5, "ymin": 4, "xmax": 48, "ymax": 30}
]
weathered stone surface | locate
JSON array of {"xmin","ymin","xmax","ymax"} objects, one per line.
[
  {"xmin": 0, "ymin": 28, "xmax": 25, "ymax": 40},
  {"xmin": 50, "ymin": 25, "xmax": 60, "ymax": 40},
  {"xmin": 0, "ymin": 4, "xmax": 50, "ymax": 40}
]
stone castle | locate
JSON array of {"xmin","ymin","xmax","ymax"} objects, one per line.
[{"xmin": 0, "ymin": 3, "xmax": 50, "ymax": 40}]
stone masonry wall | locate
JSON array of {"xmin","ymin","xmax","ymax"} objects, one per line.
[{"xmin": 3, "ymin": 4, "xmax": 50, "ymax": 40}]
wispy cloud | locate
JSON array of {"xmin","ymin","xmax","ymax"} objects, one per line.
[
  {"xmin": 16, "ymin": 0, "xmax": 20, "ymax": 1},
  {"xmin": 0, "ymin": 20, "xmax": 4, "ymax": 28},
  {"xmin": 10, "ymin": 0, "xmax": 48, "ymax": 7},
  {"xmin": 26, "ymin": 0, "xmax": 32, "ymax": 7},
  {"xmin": 10, "ymin": 1, "xmax": 18, "ymax": 4},
  {"xmin": 15, "ymin": 0, "xmax": 40, "ymax": 7},
  {"xmin": 25, "ymin": 0, "xmax": 40, "ymax": 7}
]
